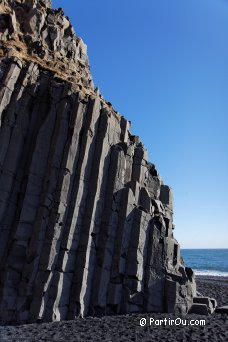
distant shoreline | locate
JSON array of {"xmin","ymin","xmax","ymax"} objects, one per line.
[{"xmin": 196, "ymin": 274, "xmax": 228, "ymax": 285}]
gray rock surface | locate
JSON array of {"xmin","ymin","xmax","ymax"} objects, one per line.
[
  {"xmin": 193, "ymin": 296, "xmax": 217, "ymax": 314},
  {"xmin": 215, "ymin": 306, "xmax": 228, "ymax": 314},
  {"xmin": 189, "ymin": 304, "xmax": 209, "ymax": 316},
  {"xmin": 0, "ymin": 0, "xmax": 207, "ymax": 324}
]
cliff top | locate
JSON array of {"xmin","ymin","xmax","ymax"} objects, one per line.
[{"xmin": 0, "ymin": 0, "xmax": 93, "ymax": 90}]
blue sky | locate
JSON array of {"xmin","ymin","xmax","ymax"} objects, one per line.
[{"xmin": 52, "ymin": 0, "xmax": 228, "ymax": 248}]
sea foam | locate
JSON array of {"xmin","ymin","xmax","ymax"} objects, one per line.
[{"xmin": 194, "ymin": 269, "xmax": 228, "ymax": 277}]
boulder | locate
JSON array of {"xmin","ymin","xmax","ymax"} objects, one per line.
[
  {"xmin": 215, "ymin": 305, "xmax": 228, "ymax": 314},
  {"xmin": 189, "ymin": 303, "xmax": 209, "ymax": 316},
  {"xmin": 193, "ymin": 296, "xmax": 216, "ymax": 313}
]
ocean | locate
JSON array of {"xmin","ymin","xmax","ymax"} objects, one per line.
[{"xmin": 181, "ymin": 249, "xmax": 228, "ymax": 277}]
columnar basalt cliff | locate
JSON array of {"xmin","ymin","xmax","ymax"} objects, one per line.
[{"xmin": 0, "ymin": 0, "xmax": 200, "ymax": 324}]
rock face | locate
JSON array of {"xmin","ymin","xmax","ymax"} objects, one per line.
[{"xmin": 0, "ymin": 0, "xmax": 197, "ymax": 324}]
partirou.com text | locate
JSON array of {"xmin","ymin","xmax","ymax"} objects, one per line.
[{"xmin": 139, "ymin": 317, "xmax": 206, "ymax": 327}]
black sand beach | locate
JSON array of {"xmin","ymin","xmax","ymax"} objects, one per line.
[
  {"xmin": 196, "ymin": 276, "xmax": 228, "ymax": 307},
  {"xmin": 0, "ymin": 276, "xmax": 227, "ymax": 342}
]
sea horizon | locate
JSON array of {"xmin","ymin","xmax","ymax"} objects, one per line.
[{"xmin": 181, "ymin": 248, "xmax": 228, "ymax": 249}]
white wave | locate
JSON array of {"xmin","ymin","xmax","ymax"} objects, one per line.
[{"xmin": 194, "ymin": 269, "xmax": 228, "ymax": 277}]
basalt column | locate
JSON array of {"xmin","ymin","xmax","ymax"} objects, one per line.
[{"xmin": 0, "ymin": 0, "xmax": 196, "ymax": 324}]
